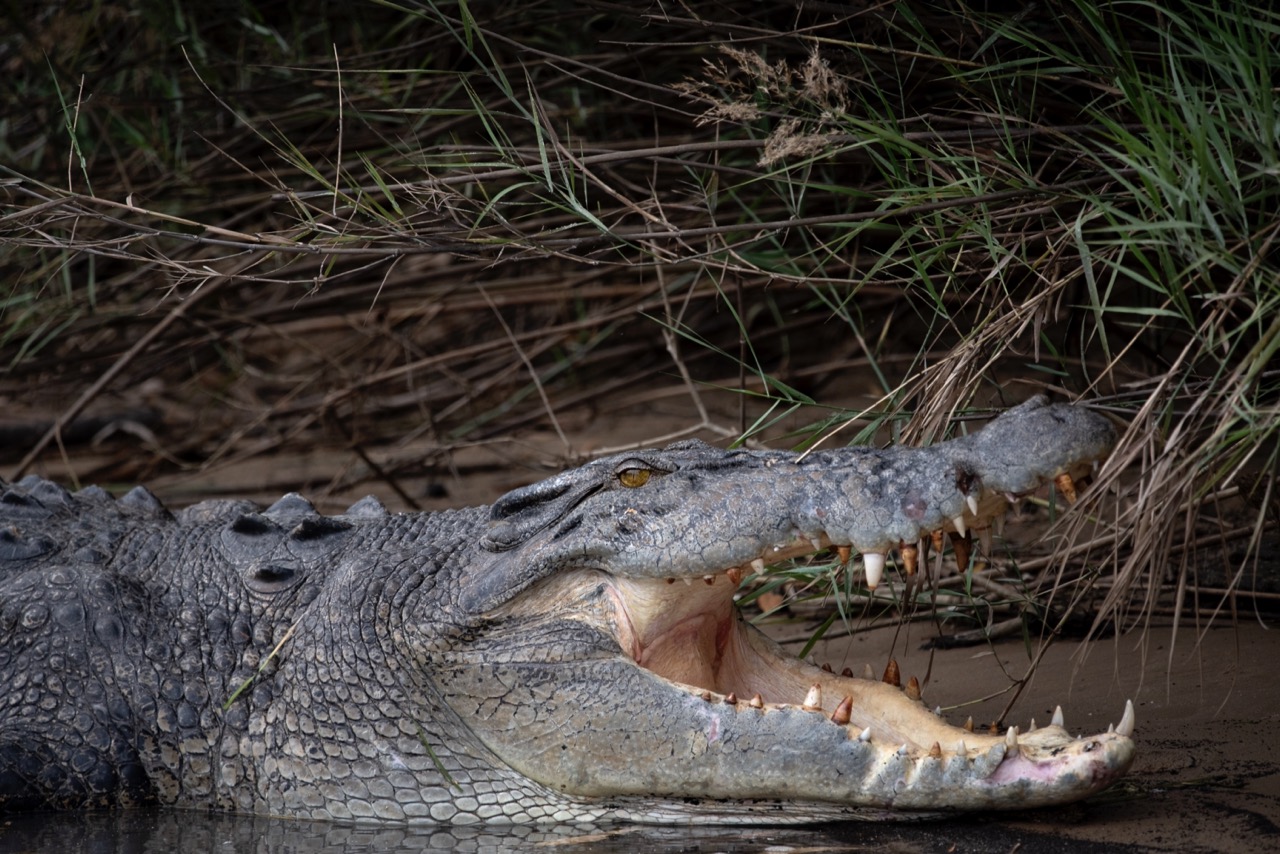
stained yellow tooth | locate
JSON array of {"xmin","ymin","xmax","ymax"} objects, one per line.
[
  {"xmin": 950, "ymin": 531, "xmax": 973, "ymax": 571},
  {"xmin": 700, "ymin": 691, "xmax": 713, "ymax": 702},
  {"xmin": 834, "ymin": 545, "xmax": 852, "ymax": 565},
  {"xmin": 749, "ymin": 693, "xmax": 764, "ymax": 709},
  {"xmin": 724, "ymin": 692, "xmax": 738, "ymax": 705},
  {"xmin": 703, "ymin": 575, "xmax": 715, "ymax": 585},
  {"xmin": 863, "ymin": 552, "xmax": 886, "ymax": 588},
  {"xmin": 929, "ymin": 742, "xmax": 942, "ymax": 759},
  {"xmin": 1054, "ymin": 472, "xmax": 1079, "ymax": 504},
  {"xmin": 900, "ymin": 541, "xmax": 919, "ymax": 577},
  {"xmin": 882, "ymin": 658, "xmax": 901, "ymax": 687},
  {"xmin": 665, "ymin": 578, "xmax": 676, "ymax": 585},
  {"xmin": 726, "ymin": 566, "xmax": 744, "ymax": 585},
  {"xmin": 905, "ymin": 675, "xmax": 921, "ymax": 701},
  {"xmin": 802, "ymin": 684, "xmax": 823, "ymax": 711},
  {"xmin": 964, "ymin": 716, "xmax": 975, "ymax": 732},
  {"xmin": 831, "ymin": 695, "xmax": 853, "ymax": 725},
  {"xmin": 840, "ymin": 666, "xmax": 854, "ymax": 678},
  {"xmin": 931, "ymin": 529, "xmax": 945, "ymax": 552},
  {"xmin": 821, "ymin": 662, "xmax": 834, "ymax": 673},
  {"xmin": 751, "ymin": 558, "xmax": 766, "ymax": 573}
]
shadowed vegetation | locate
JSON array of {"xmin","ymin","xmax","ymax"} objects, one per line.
[{"xmin": 2, "ymin": 0, "xmax": 1277, "ymax": 666}]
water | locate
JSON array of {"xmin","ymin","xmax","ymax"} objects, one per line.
[{"xmin": 0, "ymin": 807, "xmax": 1140, "ymax": 853}]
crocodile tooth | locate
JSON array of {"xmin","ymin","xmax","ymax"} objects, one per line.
[
  {"xmin": 863, "ymin": 552, "xmax": 885, "ymax": 588},
  {"xmin": 725, "ymin": 566, "xmax": 744, "ymax": 585},
  {"xmin": 897, "ymin": 744, "xmax": 910, "ymax": 757},
  {"xmin": 933, "ymin": 705, "xmax": 942, "ymax": 716},
  {"xmin": 899, "ymin": 541, "xmax": 918, "ymax": 577},
  {"xmin": 1051, "ymin": 705, "xmax": 1065, "ymax": 728},
  {"xmin": 808, "ymin": 536, "xmax": 823, "ymax": 551},
  {"xmin": 905, "ymin": 676, "xmax": 921, "ymax": 701},
  {"xmin": 802, "ymin": 684, "xmax": 822, "ymax": 711},
  {"xmin": 703, "ymin": 575, "xmax": 715, "ymax": 585},
  {"xmin": 724, "ymin": 692, "xmax": 738, "ymax": 705},
  {"xmin": 950, "ymin": 531, "xmax": 972, "ymax": 571},
  {"xmin": 821, "ymin": 662, "xmax": 833, "ymax": 673},
  {"xmin": 951, "ymin": 515, "xmax": 968, "ymax": 537},
  {"xmin": 882, "ymin": 659, "xmax": 901, "ymax": 688},
  {"xmin": 978, "ymin": 527, "xmax": 993, "ymax": 554},
  {"xmin": 993, "ymin": 512, "xmax": 1006, "ymax": 537},
  {"xmin": 831, "ymin": 695, "xmax": 853, "ymax": 725},
  {"xmin": 956, "ymin": 740, "xmax": 968, "ymax": 759},
  {"xmin": 840, "ymin": 666, "xmax": 854, "ymax": 678},
  {"xmin": 858, "ymin": 727, "xmax": 872, "ymax": 742},
  {"xmin": 1006, "ymin": 725, "xmax": 1019, "ymax": 749},
  {"xmin": 931, "ymin": 529, "xmax": 945, "ymax": 551},
  {"xmin": 834, "ymin": 545, "xmax": 851, "ymax": 565},
  {"xmin": 665, "ymin": 578, "xmax": 676, "ymax": 585},
  {"xmin": 862, "ymin": 663, "xmax": 874, "ymax": 680},
  {"xmin": 966, "ymin": 494, "xmax": 979, "ymax": 516},
  {"xmin": 751, "ymin": 558, "xmax": 766, "ymax": 573},
  {"xmin": 749, "ymin": 694, "xmax": 764, "ymax": 709},
  {"xmin": 681, "ymin": 577, "xmax": 692, "ymax": 586},
  {"xmin": 929, "ymin": 742, "xmax": 942, "ymax": 759},
  {"xmin": 964, "ymin": 716, "xmax": 974, "ymax": 732},
  {"xmin": 1055, "ymin": 472, "xmax": 1079, "ymax": 504},
  {"xmin": 1028, "ymin": 718, "xmax": 1037, "ymax": 733},
  {"xmin": 700, "ymin": 691, "xmax": 713, "ymax": 702},
  {"xmin": 1116, "ymin": 699, "xmax": 1136, "ymax": 737}
]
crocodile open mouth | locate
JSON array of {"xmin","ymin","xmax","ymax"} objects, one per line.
[{"xmin": 602, "ymin": 482, "xmax": 1137, "ymax": 801}]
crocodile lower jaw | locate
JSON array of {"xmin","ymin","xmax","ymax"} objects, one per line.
[{"xmin": 604, "ymin": 560, "xmax": 1136, "ymax": 811}]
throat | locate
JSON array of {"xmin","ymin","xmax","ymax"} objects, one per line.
[{"xmin": 608, "ymin": 576, "xmax": 737, "ymax": 690}]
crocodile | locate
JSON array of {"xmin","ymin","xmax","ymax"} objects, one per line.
[{"xmin": 0, "ymin": 395, "xmax": 1134, "ymax": 824}]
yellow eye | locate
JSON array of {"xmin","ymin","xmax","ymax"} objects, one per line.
[{"xmin": 618, "ymin": 468, "xmax": 651, "ymax": 488}]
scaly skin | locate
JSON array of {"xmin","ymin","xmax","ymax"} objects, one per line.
[{"xmin": 0, "ymin": 396, "xmax": 1133, "ymax": 823}]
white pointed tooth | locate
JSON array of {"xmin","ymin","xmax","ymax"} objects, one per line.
[
  {"xmin": 1005, "ymin": 725, "xmax": 1019, "ymax": 749},
  {"xmin": 681, "ymin": 577, "xmax": 692, "ymax": 586},
  {"xmin": 933, "ymin": 706, "xmax": 942, "ymax": 716},
  {"xmin": 956, "ymin": 740, "xmax": 968, "ymax": 758},
  {"xmin": 1108, "ymin": 723, "xmax": 1115, "ymax": 734},
  {"xmin": 978, "ymin": 527, "xmax": 993, "ymax": 554},
  {"xmin": 1051, "ymin": 706, "xmax": 1064, "ymax": 728},
  {"xmin": 802, "ymin": 684, "xmax": 822, "ymax": 710},
  {"xmin": 858, "ymin": 727, "xmax": 871, "ymax": 742},
  {"xmin": 993, "ymin": 513, "xmax": 1006, "ymax": 536},
  {"xmin": 966, "ymin": 494, "xmax": 979, "ymax": 516},
  {"xmin": 863, "ymin": 552, "xmax": 885, "ymax": 588},
  {"xmin": 809, "ymin": 536, "xmax": 823, "ymax": 551},
  {"xmin": 951, "ymin": 515, "xmax": 967, "ymax": 537},
  {"xmin": 862, "ymin": 664, "xmax": 875, "ymax": 680},
  {"xmin": 1028, "ymin": 718, "xmax": 1037, "ymax": 733},
  {"xmin": 1116, "ymin": 699, "xmax": 1136, "ymax": 737},
  {"xmin": 897, "ymin": 744, "xmax": 910, "ymax": 756},
  {"xmin": 751, "ymin": 558, "xmax": 766, "ymax": 573}
]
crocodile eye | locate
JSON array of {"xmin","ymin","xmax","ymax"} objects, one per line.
[{"xmin": 617, "ymin": 468, "xmax": 651, "ymax": 488}]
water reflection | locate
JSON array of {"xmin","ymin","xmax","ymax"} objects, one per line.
[{"xmin": 0, "ymin": 807, "xmax": 1134, "ymax": 853}]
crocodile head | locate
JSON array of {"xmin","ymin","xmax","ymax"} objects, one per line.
[{"xmin": 448, "ymin": 397, "xmax": 1134, "ymax": 822}]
